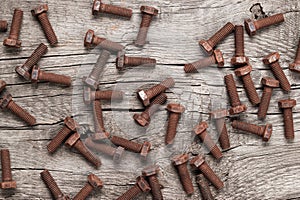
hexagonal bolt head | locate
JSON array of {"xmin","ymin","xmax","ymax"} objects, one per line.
[
  {"xmin": 142, "ymin": 165, "xmax": 160, "ymax": 177},
  {"xmin": 244, "ymin": 18, "xmax": 257, "ymax": 36},
  {"xmin": 83, "ymin": 86, "xmax": 96, "ymax": 104},
  {"xmin": 289, "ymin": 62, "xmax": 300, "ymax": 72},
  {"xmin": 190, "ymin": 155, "xmax": 205, "ymax": 168},
  {"xmin": 0, "ymin": 181, "xmax": 17, "ymax": 189},
  {"xmin": 116, "ymin": 52, "xmax": 126, "ymax": 70},
  {"xmin": 31, "ymin": 4, "xmax": 48, "ymax": 16},
  {"xmin": 199, "ymin": 40, "xmax": 213, "ymax": 55},
  {"xmin": 84, "ymin": 29, "xmax": 95, "ymax": 48},
  {"xmin": 136, "ymin": 176, "xmax": 151, "ymax": 192},
  {"xmin": 278, "ymin": 99, "xmax": 296, "ymax": 109},
  {"xmin": 0, "ymin": 80, "xmax": 6, "ymax": 93},
  {"xmin": 263, "ymin": 52, "xmax": 280, "ymax": 65},
  {"xmin": 0, "ymin": 92, "xmax": 12, "ymax": 109},
  {"xmin": 113, "ymin": 146, "xmax": 125, "ymax": 161},
  {"xmin": 15, "ymin": 65, "xmax": 31, "ymax": 80},
  {"xmin": 172, "ymin": 154, "xmax": 189, "ymax": 166},
  {"xmin": 234, "ymin": 65, "xmax": 252, "ymax": 77},
  {"xmin": 31, "ymin": 65, "xmax": 41, "ymax": 83},
  {"xmin": 213, "ymin": 49, "xmax": 225, "ymax": 67},
  {"xmin": 137, "ymin": 90, "xmax": 150, "ymax": 106},
  {"xmin": 133, "ymin": 113, "xmax": 150, "ymax": 127},
  {"xmin": 64, "ymin": 117, "xmax": 78, "ymax": 132},
  {"xmin": 3, "ymin": 38, "xmax": 21, "ymax": 48},
  {"xmin": 65, "ymin": 132, "xmax": 80, "ymax": 148},
  {"xmin": 83, "ymin": 76, "xmax": 99, "ymax": 91},
  {"xmin": 140, "ymin": 6, "xmax": 158, "ymax": 15},
  {"xmin": 166, "ymin": 103, "xmax": 185, "ymax": 114},
  {"xmin": 262, "ymin": 124, "xmax": 273, "ymax": 142},
  {"xmin": 194, "ymin": 121, "xmax": 208, "ymax": 136},
  {"xmin": 261, "ymin": 77, "xmax": 280, "ymax": 88},
  {"xmin": 231, "ymin": 56, "xmax": 249, "ymax": 66},
  {"xmin": 140, "ymin": 141, "xmax": 151, "ymax": 159},
  {"xmin": 92, "ymin": 0, "xmax": 102, "ymax": 15},
  {"xmin": 210, "ymin": 109, "xmax": 228, "ymax": 120},
  {"xmin": 87, "ymin": 174, "xmax": 103, "ymax": 189},
  {"xmin": 229, "ymin": 104, "xmax": 247, "ymax": 115}
]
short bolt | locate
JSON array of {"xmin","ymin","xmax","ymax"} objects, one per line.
[
  {"xmin": 83, "ymin": 86, "xmax": 124, "ymax": 105},
  {"xmin": 199, "ymin": 22, "xmax": 235, "ymax": 55},
  {"xmin": 73, "ymin": 174, "xmax": 103, "ymax": 200},
  {"xmin": 92, "ymin": 0, "xmax": 132, "ymax": 18},
  {"xmin": 231, "ymin": 25, "xmax": 249, "ymax": 66},
  {"xmin": 0, "ymin": 149, "xmax": 16, "ymax": 189},
  {"xmin": 210, "ymin": 109, "xmax": 230, "ymax": 150},
  {"xmin": 0, "ymin": 80, "xmax": 7, "ymax": 93},
  {"xmin": 278, "ymin": 99, "xmax": 296, "ymax": 140},
  {"xmin": 289, "ymin": 39, "xmax": 300, "ymax": 72},
  {"xmin": 3, "ymin": 9, "xmax": 23, "ymax": 48},
  {"xmin": 142, "ymin": 165, "xmax": 163, "ymax": 200},
  {"xmin": 196, "ymin": 174, "xmax": 214, "ymax": 200},
  {"xmin": 0, "ymin": 20, "xmax": 8, "ymax": 32},
  {"xmin": 116, "ymin": 52, "xmax": 157, "ymax": 71},
  {"xmin": 184, "ymin": 49, "xmax": 224, "ymax": 73}
]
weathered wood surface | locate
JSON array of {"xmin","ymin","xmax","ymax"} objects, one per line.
[{"xmin": 0, "ymin": 0, "xmax": 300, "ymax": 199}]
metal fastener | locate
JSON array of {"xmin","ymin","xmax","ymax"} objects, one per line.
[
  {"xmin": 263, "ymin": 52, "xmax": 291, "ymax": 92},
  {"xmin": 245, "ymin": 13, "xmax": 284, "ymax": 36},
  {"xmin": 142, "ymin": 165, "xmax": 163, "ymax": 200},
  {"xmin": 137, "ymin": 77, "xmax": 175, "ymax": 107},
  {"xmin": 116, "ymin": 52, "xmax": 157, "ymax": 71},
  {"xmin": 289, "ymin": 39, "xmax": 300, "ymax": 72},
  {"xmin": 210, "ymin": 109, "xmax": 230, "ymax": 150},
  {"xmin": 73, "ymin": 174, "xmax": 103, "ymax": 200},
  {"xmin": 172, "ymin": 154, "xmax": 194, "ymax": 195},
  {"xmin": 165, "ymin": 103, "xmax": 185, "ymax": 144},
  {"xmin": 31, "ymin": 4, "xmax": 58, "ymax": 46},
  {"xmin": 190, "ymin": 155, "xmax": 224, "ymax": 190},
  {"xmin": 135, "ymin": 6, "xmax": 158, "ymax": 47},
  {"xmin": 231, "ymin": 25, "xmax": 249, "ymax": 66},
  {"xmin": 0, "ymin": 92, "xmax": 36, "ymax": 126},
  {"xmin": 258, "ymin": 77, "xmax": 280, "ymax": 119},
  {"xmin": 0, "ymin": 20, "xmax": 8, "ymax": 32},
  {"xmin": 92, "ymin": 0, "xmax": 132, "ymax": 18},
  {"xmin": 278, "ymin": 99, "xmax": 296, "ymax": 140},
  {"xmin": 196, "ymin": 174, "xmax": 214, "ymax": 200},
  {"xmin": 0, "ymin": 149, "xmax": 16, "ymax": 189},
  {"xmin": 184, "ymin": 49, "xmax": 224, "ymax": 73},
  {"xmin": 83, "ymin": 86, "xmax": 124, "ymax": 105},
  {"xmin": 194, "ymin": 122, "xmax": 223, "ymax": 160},
  {"xmin": 199, "ymin": 22, "xmax": 235, "ymax": 55},
  {"xmin": 3, "ymin": 9, "xmax": 23, "ymax": 48},
  {"xmin": 93, "ymin": 100, "xmax": 106, "ymax": 133},
  {"xmin": 0, "ymin": 80, "xmax": 7, "ymax": 93},
  {"xmin": 224, "ymin": 74, "xmax": 247, "ymax": 115}
]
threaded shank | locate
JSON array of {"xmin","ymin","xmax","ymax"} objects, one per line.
[
  {"xmin": 93, "ymin": 100, "xmax": 105, "ymax": 133},
  {"xmin": 135, "ymin": 14, "xmax": 153, "ymax": 46},
  {"xmin": 117, "ymin": 184, "xmax": 142, "ymax": 200},
  {"xmin": 47, "ymin": 126, "xmax": 72, "ymax": 153},
  {"xmin": 225, "ymin": 74, "xmax": 241, "ymax": 107},
  {"xmin": 215, "ymin": 119, "xmax": 230, "ymax": 150},
  {"xmin": 198, "ymin": 131, "xmax": 223, "ymax": 159},
  {"xmin": 37, "ymin": 13, "xmax": 58, "ymax": 46},
  {"xmin": 101, "ymin": 4, "xmax": 132, "ymax": 18},
  {"xmin": 0, "ymin": 20, "xmax": 8, "ymax": 32},
  {"xmin": 73, "ymin": 183, "xmax": 94, "ymax": 200},
  {"xmin": 85, "ymin": 138, "xmax": 116, "ymax": 157},
  {"xmin": 199, "ymin": 162, "xmax": 224, "ymax": 190},
  {"xmin": 40, "ymin": 170, "xmax": 64, "ymax": 199},
  {"xmin": 74, "ymin": 141, "xmax": 101, "ymax": 168},
  {"xmin": 234, "ymin": 25, "xmax": 245, "ymax": 57},
  {"xmin": 255, "ymin": 13, "xmax": 284, "ymax": 30},
  {"xmin": 258, "ymin": 87, "xmax": 273, "ymax": 119},
  {"xmin": 283, "ymin": 109, "xmax": 295, "ymax": 139},
  {"xmin": 209, "ymin": 22, "xmax": 234, "ymax": 47},
  {"xmin": 165, "ymin": 114, "xmax": 180, "ymax": 144},
  {"xmin": 232, "ymin": 120, "xmax": 264, "ymax": 136},
  {"xmin": 7, "ymin": 101, "xmax": 36, "ymax": 126},
  {"xmin": 95, "ymin": 90, "xmax": 124, "ymax": 101},
  {"xmin": 39, "ymin": 71, "xmax": 71, "ymax": 86},
  {"xmin": 148, "ymin": 175, "xmax": 163, "ymax": 200},
  {"xmin": 94, "ymin": 37, "xmax": 124, "ymax": 52},
  {"xmin": 196, "ymin": 174, "xmax": 214, "ymax": 200},
  {"xmin": 176, "ymin": 164, "xmax": 194, "ymax": 195},
  {"xmin": 270, "ymin": 62, "xmax": 291, "ymax": 91},
  {"xmin": 9, "ymin": 9, "xmax": 23, "ymax": 40},
  {"xmin": 89, "ymin": 50, "xmax": 111, "ymax": 80},
  {"xmin": 110, "ymin": 136, "xmax": 142, "ymax": 153},
  {"xmin": 23, "ymin": 43, "xmax": 48, "ymax": 70},
  {"xmin": 146, "ymin": 93, "xmax": 167, "ymax": 117},
  {"xmin": 145, "ymin": 78, "xmax": 175, "ymax": 100},
  {"xmin": 125, "ymin": 56, "xmax": 156, "ymax": 67},
  {"xmin": 242, "ymin": 74, "xmax": 260, "ymax": 105},
  {"xmin": 1, "ymin": 149, "xmax": 12, "ymax": 182}
]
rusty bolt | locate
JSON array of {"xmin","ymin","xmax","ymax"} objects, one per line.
[
  {"xmin": 172, "ymin": 154, "xmax": 194, "ymax": 195},
  {"xmin": 133, "ymin": 93, "xmax": 167, "ymax": 127},
  {"xmin": 231, "ymin": 25, "xmax": 249, "ymax": 66},
  {"xmin": 0, "ymin": 20, "xmax": 8, "ymax": 32},
  {"xmin": 65, "ymin": 132, "xmax": 101, "ymax": 168},
  {"xmin": 190, "ymin": 155, "xmax": 224, "ymax": 190},
  {"xmin": 258, "ymin": 77, "xmax": 280, "ymax": 119},
  {"xmin": 116, "ymin": 176, "xmax": 151, "ymax": 200},
  {"xmin": 40, "ymin": 169, "xmax": 70, "ymax": 200},
  {"xmin": 184, "ymin": 49, "xmax": 224, "ymax": 73},
  {"xmin": 289, "ymin": 39, "xmax": 300, "ymax": 72},
  {"xmin": 232, "ymin": 120, "xmax": 273, "ymax": 142},
  {"xmin": 245, "ymin": 13, "xmax": 284, "ymax": 36},
  {"xmin": 278, "ymin": 99, "xmax": 296, "ymax": 140},
  {"xmin": 0, "ymin": 92, "xmax": 36, "ymax": 126},
  {"xmin": 224, "ymin": 74, "xmax": 247, "ymax": 115},
  {"xmin": 135, "ymin": 6, "xmax": 158, "ymax": 47},
  {"xmin": 199, "ymin": 22, "xmax": 235, "ymax": 55},
  {"xmin": 0, "ymin": 80, "xmax": 7, "ymax": 93},
  {"xmin": 137, "ymin": 77, "xmax": 175, "ymax": 107},
  {"xmin": 142, "ymin": 165, "xmax": 163, "ymax": 200},
  {"xmin": 194, "ymin": 122, "xmax": 223, "ymax": 160},
  {"xmin": 31, "ymin": 4, "xmax": 58, "ymax": 46},
  {"xmin": 0, "ymin": 149, "xmax": 16, "ymax": 189},
  {"xmin": 73, "ymin": 174, "xmax": 103, "ymax": 200},
  {"xmin": 196, "ymin": 174, "xmax": 214, "ymax": 200},
  {"xmin": 3, "ymin": 9, "xmax": 23, "ymax": 48},
  {"xmin": 47, "ymin": 116, "xmax": 78, "ymax": 153},
  {"xmin": 83, "ymin": 86, "xmax": 124, "ymax": 105},
  {"xmin": 92, "ymin": 0, "xmax": 132, "ymax": 18},
  {"xmin": 234, "ymin": 65, "xmax": 260, "ymax": 105},
  {"xmin": 165, "ymin": 103, "xmax": 185, "ymax": 144},
  {"xmin": 116, "ymin": 52, "xmax": 157, "ymax": 71},
  {"xmin": 92, "ymin": 100, "xmax": 106, "ymax": 133},
  {"xmin": 263, "ymin": 52, "xmax": 291, "ymax": 92},
  {"xmin": 210, "ymin": 109, "xmax": 230, "ymax": 150}
]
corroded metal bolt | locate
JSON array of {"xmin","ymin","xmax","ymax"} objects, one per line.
[
  {"xmin": 137, "ymin": 77, "xmax": 175, "ymax": 107},
  {"xmin": 3, "ymin": 9, "xmax": 23, "ymax": 48},
  {"xmin": 31, "ymin": 4, "xmax": 58, "ymax": 46},
  {"xmin": 0, "ymin": 149, "xmax": 16, "ymax": 189},
  {"xmin": 263, "ymin": 52, "xmax": 291, "ymax": 92},
  {"xmin": 244, "ymin": 13, "xmax": 284, "ymax": 36},
  {"xmin": 196, "ymin": 174, "xmax": 214, "ymax": 200},
  {"xmin": 194, "ymin": 122, "xmax": 223, "ymax": 160},
  {"xmin": 116, "ymin": 176, "xmax": 151, "ymax": 200},
  {"xmin": 40, "ymin": 169, "xmax": 70, "ymax": 200},
  {"xmin": 210, "ymin": 109, "xmax": 230, "ymax": 150},
  {"xmin": 15, "ymin": 43, "xmax": 48, "ymax": 80},
  {"xmin": 73, "ymin": 174, "xmax": 103, "ymax": 200},
  {"xmin": 234, "ymin": 65, "xmax": 260, "ymax": 105},
  {"xmin": 110, "ymin": 136, "xmax": 151, "ymax": 159},
  {"xmin": 142, "ymin": 165, "xmax": 163, "ymax": 200},
  {"xmin": 172, "ymin": 154, "xmax": 194, "ymax": 195},
  {"xmin": 165, "ymin": 103, "xmax": 185, "ymax": 145},
  {"xmin": 184, "ymin": 49, "xmax": 224, "ymax": 73},
  {"xmin": 135, "ymin": 6, "xmax": 158, "ymax": 47},
  {"xmin": 83, "ymin": 49, "xmax": 111, "ymax": 89},
  {"xmin": 232, "ymin": 120, "xmax": 273, "ymax": 142},
  {"xmin": 224, "ymin": 74, "xmax": 247, "ymax": 115},
  {"xmin": 231, "ymin": 25, "xmax": 249, "ymax": 66},
  {"xmin": 31, "ymin": 65, "xmax": 72, "ymax": 86},
  {"xmin": 133, "ymin": 93, "xmax": 167, "ymax": 127},
  {"xmin": 65, "ymin": 132, "xmax": 101, "ymax": 168},
  {"xmin": 93, "ymin": 100, "xmax": 106, "ymax": 133},
  {"xmin": 0, "ymin": 20, "xmax": 8, "ymax": 32},
  {"xmin": 84, "ymin": 29, "xmax": 124, "ymax": 51},
  {"xmin": 199, "ymin": 22, "xmax": 235, "ymax": 55},
  {"xmin": 278, "ymin": 99, "xmax": 296, "ymax": 140},
  {"xmin": 0, "ymin": 80, "xmax": 7, "ymax": 93},
  {"xmin": 289, "ymin": 39, "xmax": 300, "ymax": 72},
  {"xmin": 92, "ymin": 0, "xmax": 132, "ymax": 18},
  {"xmin": 0, "ymin": 92, "xmax": 36, "ymax": 126},
  {"xmin": 190, "ymin": 155, "xmax": 224, "ymax": 190},
  {"xmin": 116, "ymin": 52, "xmax": 157, "ymax": 71},
  {"xmin": 47, "ymin": 116, "xmax": 78, "ymax": 153},
  {"xmin": 258, "ymin": 77, "xmax": 280, "ymax": 119},
  {"xmin": 83, "ymin": 86, "xmax": 124, "ymax": 105}
]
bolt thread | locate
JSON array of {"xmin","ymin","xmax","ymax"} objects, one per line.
[
  {"xmin": 199, "ymin": 162, "xmax": 224, "ymax": 190},
  {"xmin": 176, "ymin": 164, "xmax": 194, "ymax": 195},
  {"xmin": 208, "ymin": 22, "xmax": 234, "ymax": 48},
  {"xmin": 93, "ymin": 100, "xmax": 105, "ymax": 133},
  {"xmin": 242, "ymin": 74, "xmax": 260, "ymax": 105},
  {"xmin": 7, "ymin": 100, "xmax": 36, "ymax": 126},
  {"xmin": 198, "ymin": 131, "xmax": 223, "ymax": 159},
  {"xmin": 37, "ymin": 13, "xmax": 58, "ymax": 46},
  {"xmin": 111, "ymin": 136, "xmax": 142, "ymax": 153},
  {"xmin": 270, "ymin": 62, "xmax": 291, "ymax": 91},
  {"xmin": 232, "ymin": 120, "xmax": 264, "ymax": 136},
  {"xmin": 135, "ymin": 14, "xmax": 153, "ymax": 46},
  {"xmin": 95, "ymin": 90, "xmax": 124, "ymax": 101},
  {"xmin": 196, "ymin": 174, "xmax": 214, "ymax": 200},
  {"xmin": 145, "ymin": 93, "xmax": 167, "ymax": 117},
  {"xmin": 117, "ymin": 184, "xmax": 142, "ymax": 200},
  {"xmin": 9, "ymin": 9, "xmax": 23, "ymax": 40},
  {"xmin": 225, "ymin": 74, "xmax": 241, "ymax": 107},
  {"xmin": 0, "ymin": 20, "xmax": 8, "ymax": 32},
  {"xmin": 234, "ymin": 25, "xmax": 245, "ymax": 57},
  {"xmin": 39, "ymin": 71, "xmax": 71, "ymax": 86},
  {"xmin": 145, "ymin": 78, "xmax": 175, "ymax": 101},
  {"xmin": 85, "ymin": 138, "xmax": 116, "ymax": 157},
  {"xmin": 165, "ymin": 114, "xmax": 180, "ymax": 144},
  {"xmin": 283, "ymin": 109, "xmax": 295, "ymax": 139},
  {"xmin": 94, "ymin": 37, "xmax": 124, "ymax": 52},
  {"xmin": 1, "ymin": 149, "xmax": 12, "ymax": 182},
  {"xmin": 184, "ymin": 56, "xmax": 216, "ymax": 73},
  {"xmin": 255, "ymin": 13, "xmax": 284, "ymax": 30},
  {"xmin": 124, "ymin": 56, "xmax": 156, "ymax": 67},
  {"xmin": 73, "ymin": 140, "xmax": 101, "ymax": 168},
  {"xmin": 89, "ymin": 50, "xmax": 111, "ymax": 81},
  {"xmin": 40, "ymin": 169, "xmax": 64, "ymax": 199},
  {"xmin": 47, "ymin": 126, "xmax": 72, "ymax": 153},
  {"xmin": 215, "ymin": 119, "xmax": 230, "ymax": 150},
  {"xmin": 294, "ymin": 39, "xmax": 300, "ymax": 63},
  {"xmin": 73, "ymin": 183, "xmax": 94, "ymax": 200},
  {"xmin": 23, "ymin": 43, "xmax": 48, "ymax": 70},
  {"xmin": 101, "ymin": 4, "xmax": 132, "ymax": 18},
  {"xmin": 148, "ymin": 175, "xmax": 163, "ymax": 200},
  {"xmin": 258, "ymin": 87, "xmax": 273, "ymax": 119}
]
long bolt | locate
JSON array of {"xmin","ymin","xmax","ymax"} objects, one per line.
[
  {"xmin": 116, "ymin": 53, "xmax": 157, "ymax": 71},
  {"xmin": 142, "ymin": 165, "xmax": 163, "ymax": 200},
  {"xmin": 196, "ymin": 174, "xmax": 214, "ymax": 200},
  {"xmin": 92, "ymin": 0, "xmax": 132, "ymax": 18},
  {"xmin": 93, "ymin": 100, "xmax": 105, "ymax": 133},
  {"xmin": 278, "ymin": 99, "xmax": 296, "ymax": 140},
  {"xmin": 199, "ymin": 22, "xmax": 235, "ymax": 55},
  {"xmin": 3, "ymin": 9, "xmax": 23, "ymax": 48},
  {"xmin": 211, "ymin": 109, "xmax": 230, "ymax": 150},
  {"xmin": 231, "ymin": 25, "xmax": 249, "ymax": 66},
  {"xmin": 0, "ymin": 20, "xmax": 8, "ymax": 32},
  {"xmin": 184, "ymin": 49, "xmax": 224, "ymax": 73},
  {"xmin": 31, "ymin": 4, "xmax": 58, "ymax": 46},
  {"xmin": 117, "ymin": 176, "xmax": 151, "ymax": 200},
  {"xmin": 135, "ymin": 6, "xmax": 158, "ymax": 47},
  {"xmin": 165, "ymin": 103, "xmax": 185, "ymax": 144},
  {"xmin": 289, "ymin": 39, "xmax": 300, "ymax": 72},
  {"xmin": 73, "ymin": 174, "xmax": 103, "ymax": 200},
  {"xmin": 0, "ymin": 149, "xmax": 16, "ymax": 189}
]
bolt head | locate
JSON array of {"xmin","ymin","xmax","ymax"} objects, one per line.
[
  {"xmin": 190, "ymin": 155, "xmax": 205, "ymax": 168},
  {"xmin": 137, "ymin": 90, "xmax": 150, "ymax": 106},
  {"xmin": 83, "ymin": 76, "xmax": 99, "ymax": 91},
  {"xmin": 199, "ymin": 40, "xmax": 213, "ymax": 55},
  {"xmin": 172, "ymin": 154, "xmax": 189, "ymax": 166},
  {"xmin": 229, "ymin": 104, "xmax": 247, "ymax": 115},
  {"xmin": 278, "ymin": 99, "xmax": 296, "ymax": 109},
  {"xmin": 140, "ymin": 141, "xmax": 151, "ymax": 159},
  {"xmin": 261, "ymin": 77, "xmax": 279, "ymax": 88},
  {"xmin": 83, "ymin": 86, "xmax": 96, "ymax": 104},
  {"xmin": 142, "ymin": 165, "xmax": 160, "ymax": 177},
  {"xmin": 213, "ymin": 49, "xmax": 224, "ymax": 67},
  {"xmin": 194, "ymin": 121, "xmax": 208, "ymax": 135},
  {"xmin": 263, "ymin": 124, "xmax": 273, "ymax": 142},
  {"xmin": 87, "ymin": 174, "xmax": 103, "ymax": 189},
  {"xmin": 31, "ymin": 4, "xmax": 48, "ymax": 16},
  {"xmin": 0, "ymin": 92, "xmax": 12, "ymax": 109},
  {"xmin": 289, "ymin": 62, "xmax": 300, "ymax": 73},
  {"xmin": 31, "ymin": 65, "xmax": 41, "ymax": 83},
  {"xmin": 116, "ymin": 52, "xmax": 125, "ymax": 71},
  {"xmin": 140, "ymin": 6, "xmax": 158, "ymax": 16},
  {"xmin": 92, "ymin": 0, "xmax": 102, "ymax": 15},
  {"xmin": 263, "ymin": 52, "xmax": 280, "ymax": 65},
  {"xmin": 166, "ymin": 103, "xmax": 185, "ymax": 113},
  {"xmin": 64, "ymin": 117, "xmax": 78, "ymax": 131},
  {"xmin": 113, "ymin": 146, "xmax": 124, "ymax": 161},
  {"xmin": 136, "ymin": 176, "xmax": 151, "ymax": 192},
  {"xmin": 65, "ymin": 132, "xmax": 80, "ymax": 148},
  {"xmin": 231, "ymin": 56, "xmax": 249, "ymax": 66},
  {"xmin": 210, "ymin": 109, "xmax": 228, "ymax": 119},
  {"xmin": 15, "ymin": 65, "xmax": 31, "ymax": 80},
  {"xmin": 244, "ymin": 18, "xmax": 257, "ymax": 36},
  {"xmin": 234, "ymin": 65, "xmax": 252, "ymax": 77},
  {"xmin": 91, "ymin": 132, "xmax": 110, "ymax": 141},
  {"xmin": 3, "ymin": 38, "xmax": 21, "ymax": 48},
  {"xmin": 0, "ymin": 80, "xmax": 6, "ymax": 93},
  {"xmin": 84, "ymin": 29, "xmax": 95, "ymax": 48},
  {"xmin": 133, "ymin": 113, "xmax": 150, "ymax": 127},
  {"xmin": 0, "ymin": 181, "xmax": 17, "ymax": 189}
]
